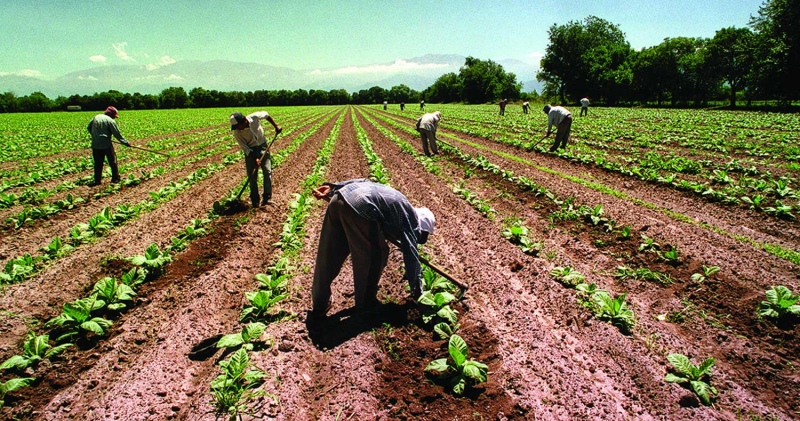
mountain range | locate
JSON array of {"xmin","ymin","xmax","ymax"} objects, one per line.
[{"xmin": 0, "ymin": 54, "xmax": 541, "ymax": 97}]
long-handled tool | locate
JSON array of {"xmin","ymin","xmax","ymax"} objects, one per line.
[
  {"xmin": 113, "ymin": 140, "xmax": 170, "ymax": 159},
  {"xmin": 234, "ymin": 131, "xmax": 280, "ymax": 201},
  {"xmin": 388, "ymin": 239, "xmax": 469, "ymax": 293},
  {"xmin": 529, "ymin": 133, "xmax": 550, "ymax": 150}
]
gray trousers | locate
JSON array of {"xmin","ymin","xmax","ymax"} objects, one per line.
[
  {"xmin": 550, "ymin": 115, "xmax": 573, "ymax": 151},
  {"xmin": 419, "ymin": 129, "xmax": 439, "ymax": 156},
  {"xmin": 244, "ymin": 147, "xmax": 271, "ymax": 205},
  {"xmin": 311, "ymin": 194, "xmax": 389, "ymax": 314}
]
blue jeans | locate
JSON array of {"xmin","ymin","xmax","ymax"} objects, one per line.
[{"xmin": 244, "ymin": 146, "xmax": 271, "ymax": 205}]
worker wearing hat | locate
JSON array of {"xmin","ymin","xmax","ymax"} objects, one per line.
[
  {"xmin": 309, "ymin": 179, "xmax": 436, "ymax": 319},
  {"xmin": 542, "ymin": 104, "xmax": 573, "ymax": 152},
  {"xmin": 230, "ymin": 111, "xmax": 282, "ymax": 207},
  {"xmin": 86, "ymin": 106, "xmax": 130, "ymax": 187}
]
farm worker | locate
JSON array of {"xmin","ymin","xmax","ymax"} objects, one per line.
[
  {"xmin": 522, "ymin": 101, "xmax": 530, "ymax": 114},
  {"xmin": 230, "ymin": 111, "xmax": 282, "ymax": 208},
  {"xmin": 86, "ymin": 106, "xmax": 130, "ymax": 187},
  {"xmin": 309, "ymin": 179, "xmax": 436, "ymax": 319},
  {"xmin": 400, "ymin": 102, "xmax": 405, "ymax": 111},
  {"xmin": 499, "ymin": 98, "xmax": 507, "ymax": 116},
  {"xmin": 415, "ymin": 111, "xmax": 442, "ymax": 156},
  {"xmin": 542, "ymin": 104, "xmax": 573, "ymax": 152},
  {"xmin": 383, "ymin": 101, "xmax": 388, "ymax": 110},
  {"xmin": 420, "ymin": 100, "xmax": 425, "ymax": 110},
  {"xmin": 580, "ymin": 97, "xmax": 590, "ymax": 116}
]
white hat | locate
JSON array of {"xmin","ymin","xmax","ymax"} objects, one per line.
[{"xmin": 415, "ymin": 207, "xmax": 435, "ymax": 234}]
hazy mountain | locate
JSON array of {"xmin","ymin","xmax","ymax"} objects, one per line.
[{"xmin": 0, "ymin": 54, "xmax": 541, "ymax": 97}]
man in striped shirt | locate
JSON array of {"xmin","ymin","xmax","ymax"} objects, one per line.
[{"xmin": 309, "ymin": 179, "xmax": 436, "ymax": 319}]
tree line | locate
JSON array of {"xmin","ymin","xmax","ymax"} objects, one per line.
[
  {"xmin": 1, "ymin": 0, "xmax": 795, "ymax": 113},
  {"xmin": 537, "ymin": 0, "xmax": 798, "ymax": 107}
]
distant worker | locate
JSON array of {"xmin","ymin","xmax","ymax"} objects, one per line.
[
  {"xmin": 309, "ymin": 179, "xmax": 436, "ymax": 320},
  {"xmin": 522, "ymin": 101, "xmax": 530, "ymax": 114},
  {"xmin": 499, "ymin": 98, "xmax": 508, "ymax": 116},
  {"xmin": 86, "ymin": 106, "xmax": 130, "ymax": 187},
  {"xmin": 415, "ymin": 111, "xmax": 442, "ymax": 157},
  {"xmin": 580, "ymin": 97, "xmax": 589, "ymax": 116},
  {"xmin": 542, "ymin": 105, "xmax": 573, "ymax": 152},
  {"xmin": 230, "ymin": 111, "xmax": 282, "ymax": 208},
  {"xmin": 383, "ymin": 101, "xmax": 388, "ymax": 110},
  {"xmin": 420, "ymin": 100, "xmax": 425, "ymax": 111},
  {"xmin": 400, "ymin": 102, "xmax": 405, "ymax": 111}
]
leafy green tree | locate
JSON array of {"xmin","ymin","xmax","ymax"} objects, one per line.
[
  {"xmin": 425, "ymin": 72, "xmax": 462, "ymax": 103},
  {"xmin": 17, "ymin": 91, "xmax": 53, "ymax": 112},
  {"xmin": 0, "ymin": 92, "xmax": 18, "ymax": 113},
  {"xmin": 159, "ymin": 86, "xmax": 190, "ymax": 109},
  {"xmin": 189, "ymin": 87, "xmax": 217, "ymax": 108},
  {"xmin": 459, "ymin": 57, "xmax": 520, "ymax": 104},
  {"xmin": 704, "ymin": 27, "xmax": 756, "ymax": 107},
  {"xmin": 388, "ymin": 84, "xmax": 413, "ymax": 103},
  {"xmin": 749, "ymin": 0, "xmax": 800, "ymax": 101},
  {"xmin": 538, "ymin": 16, "xmax": 632, "ymax": 104}
]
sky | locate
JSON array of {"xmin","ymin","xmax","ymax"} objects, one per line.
[{"xmin": 0, "ymin": 0, "xmax": 765, "ymax": 81}]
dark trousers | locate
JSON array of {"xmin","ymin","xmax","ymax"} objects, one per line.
[
  {"xmin": 419, "ymin": 129, "xmax": 439, "ymax": 156},
  {"xmin": 311, "ymin": 194, "xmax": 389, "ymax": 314},
  {"xmin": 550, "ymin": 115, "xmax": 573, "ymax": 152},
  {"xmin": 580, "ymin": 106, "xmax": 588, "ymax": 116},
  {"xmin": 92, "ymin": 146, "xmax": 119, "ymax": 183},
  {"xmin": 244, "ymin": 146, "xmax": 271, "ymax": 205}
]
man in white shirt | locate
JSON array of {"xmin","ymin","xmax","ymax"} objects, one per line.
[
  {"xmin": 230, "ymin": 111, "xmax": 282, "ymax": 207},
  {"xmin": 415, "ymin": 111, "xmax": 442, "ymax": 156},
  {"xmin": 580, "ymin": 97, "xmax": 589, "ymax": 116},
  {"xmin": 542, "ymin": 105, "xmax": 573, "ymax": 152}
]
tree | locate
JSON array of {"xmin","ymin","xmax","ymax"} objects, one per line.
[
  {"xmin": 388, "ymin": 84, "xmax": 413, "ymax": 103},
  {"xmin": 749, "ymin": 0, "xmax": 800, "ymax": 101},
  {"xmin": 0, "ymin": 92, "xmax": 18, "ymax": 113},
  {"xmin": 159, "ymin": 87, "xmax": 189, "ymax": 109},
  {"xmin": 425, "ymin": 72, "xmax": 462, "ymax": 103},
  {"xmin": 538, "ymin": 16, "xmax": 632, "ymax": 104},
  {"xmin": 704, "ymin": 27, "xmax": 756, "ymax": 107},
  {"xmin": 17, "ymin": 92, "xmax": 52, "ymax": 112},
  {"xmin": 190, "ymin": 87, "xmax": 217, "ymax": 108},
  {"xmin": 459, "ymin": 57, "xmax": 520, "ymax": 104}
]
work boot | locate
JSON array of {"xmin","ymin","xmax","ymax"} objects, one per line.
[
  {"xmin": 87, "ymin": 181, "xmax": 101, "ymax": 187},
  {"xmin": 260, "ymin": 196, "xmax": 271, "ymax": 206},
  {"xmin": 110, "ymin": 178, "xmax": 121, "ymax": 184}
]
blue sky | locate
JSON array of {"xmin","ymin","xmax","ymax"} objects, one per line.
[{"xmin": 0, "ymin": 0, "xmax": 764, "ymax": 80}]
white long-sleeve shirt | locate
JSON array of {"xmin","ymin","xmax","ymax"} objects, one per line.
[
  {"xmin": 547, "ymin": 106, "xmax": 572, "ymax": 132},
  {"xmin": 232, "ymin": 111, "xmax": 270, "ymax": 154},
  {"xmin": 417, "ymin": 111, "xmax": 441, "ymax": 132}
]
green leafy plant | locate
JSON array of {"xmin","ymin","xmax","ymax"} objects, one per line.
[
  {"xmin": 690, "ymin": 265, "xmax": 720, "ymax": 283},
  {"xmin": 0, "ymin": 377, "xmax": 35, "ymax": 408},
  {"xmin": 638, "ymin": 234, "xmax": 660, "ymax": 252},
  {"xmin": 93, "ymin": 277, "xmax": 136, "ymax": 311},
  {"xmin": 660, "ymin": 247, "xmax": 681, "ymax": 264},
  {"xmin": 240, "ymin": 290, "xmax": 288, "ymax": 322},
  {"xmin": 758, "ymin": 285, "xmax": 800, "ymax": 320},
  {"xmin": 45, "ymin": 295, "xmax": 113, "ymax": 342},
  {"xmin": 421, "ymin": 266, "xmax": 458, "ymax": 295},
  {"xmin": 0, "ymin": 333, "xmax": 72, "ymax": 371},
  {"xmin": 120, "ymin": 267, "xmax": 147, "ymax": 288},
  {"xmin": 41, "ymin": 236, "xmax": 73, "ymax": 260},
  {"xmin": 217, "ymin": 322, "xmax": 272, "ymax": 351},
  {"xmin": 549, "ymin": 266, "xmax": 586, "ymax": 287},
  {"xmin": 424, "ymin": 334, "xmax": 489, "ymax": 395},
  {"xmin": 128, "ymin": 243, "xmax": 172, "ymax": 274},
  {"xmin": 433, "ymin": 321, "xmax": 460, "ymax": 340},
  {"xmin": 618, "ymin": 225, "xmax": 632, "ymax": 240},
  {"xmin": 615, "ymin": 265, "xmax": 674, "ymax": 285},
  {"xmin": 664, "ymin": 353, "xmax": 718, "ymax": 405},
  {"xmin": 417, "ymin": 291, "xmax": 459, "ymax": 325},
  {"xmin": 210, "ymin": 349, "xmax": 268, "ymax": 420},
  {"xmin": 254, "ymin": 272, "xmax": 289, "ymax": 294},
  {"xmin": 591, "ymin": 291, "xmax": 636, "ymax": 334}
]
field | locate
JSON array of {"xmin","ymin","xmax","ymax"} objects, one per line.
[{"xmin": 0, "ymin": 105, "xmax": 798, "ymax": 420}]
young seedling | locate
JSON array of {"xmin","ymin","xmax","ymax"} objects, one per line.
[
  {"xmin": 210, "ymin": 348, "xmax": 269, "ymax": 420},
  {"xmin": 0, "ymin": 377, "xmax": 35, "ymax": 408},
  {"xmin": 128, "ymin": 243, "xmax": 172, "ymax": 277},
  {"xmin": 240, "ymin": 290, "xmax": 288, "ymax": 322},
  {"xmin": 664, "ymin": 353, "xmax": 718, "ymax": 406},
  {"xmin": 93, "ymin": 277, "xmax": 136, "ymax": 311},
  {"xmin": 425, "ymin": 334, "xmax": 489, "ymax": 395},
  {"xmin": 592, "ymin": 291, "xmax": 636, "ymax": 334},
  {"xmin": 638, "ymin": 234, "xmax": 660, "ymax": 253},
  {"xmin": 690, "ymin": 265, "xmax": 720, "ymax": 283},
  {"xmin": 0, "ymin": 333, "xmax": 72, "ymax": 371},
  {"xmin": 45, "ymin": 295, "xmax": 113, "ymax": 342},
  {"xmin": 417, "ymin": 291, "xmax": 459, "ymax": 325},
  {"xmin": 549, "ymin": 266, "xmax": 586, "ymax": 287},
  {"xmin": 758, "ymin": 285, "xmax": 800, "ymax": 320},
  {"xmin": 216, "ymin": 322, "xmax": 272, "ymax": 351}
]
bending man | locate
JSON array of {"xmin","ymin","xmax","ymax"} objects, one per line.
[
  {"xmin": 310, "ymin": 179, "xmax": 436, "ymax": 318},
  {"xmin": 230, "ymin": 111, "xmax": 282, "ymax": 207},
  {"xmin": 542, "ymin": 104, "xmax": 573, "ymax": 152},
  {"xmin": 86, "ymin": 106, "xmax": 130, "ymax": 187},
  {"xmin": 415, "ymin": 111, "xmax": 442, "ymax": 156}
]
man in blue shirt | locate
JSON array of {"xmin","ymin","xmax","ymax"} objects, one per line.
[
  {"xmin": 86, "ymin": 106, "xmax": 130, "ymax": 187},
  {"xmin": 309, "ymin": 179, "xmax": 436, "ymax": 319}
]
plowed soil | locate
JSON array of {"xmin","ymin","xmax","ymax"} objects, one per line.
[{"xmin": 0, "ymin": 106, "xmax": 797, "ymax": 421}]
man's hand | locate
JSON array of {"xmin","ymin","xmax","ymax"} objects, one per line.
[
  {"xmin": 312, "ymin": 185, "xmax": 332, "ymax": 201},
  {"xmin": 121, "ymin": 139, "xmax": 131, "ymax": 147},
  {"xmin": 275, "ymin": 126, "xmax": 283, "ymax": 136}
]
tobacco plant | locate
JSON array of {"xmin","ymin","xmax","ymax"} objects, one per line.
[
  {"xmin": 240, "ymin": 290, "xmax": 288, "ymax": 322},
  {"xmin": 93, "ymin": 277, "xmax": 136, "ymax": 311},
  {"xmin": 0, "ymin": 377, "xmax": 35, "ymax": 409},
  {"xmin": 549, "ymin": 266, "xmax": 586, "ymax": 287},
  {"xmin": 421, "ymin": 267, "xmax": 458, "ymax": 295},
  {"xmin": 217, "ymin": 322, "xmax": 272, "ymax": 351},
  {"xmin": 425, "ymin": 334, "xmax": 489, "ymax": 395},
  {"xmin": 45, "ymin": 295, "xmax": 113, "ymax": 342},
  {"xmin": 758, "ymin": 285, "xmax": 800, "ymax": 320},
  {"xmin": 591, "ymin": 291, "xmax": 636, "ymax": 334},
  {"xmin": 41, "ymin": 236, "xmax": 73, "ymax": 260},
  {"xmin": 501, "ymin": 221, "xmax": 541, "ymax": 256},
  {"xmin": 665, "ymin": 353, "xmax": 718, "ymax": 406},
  {"xmin": 417, "ymin": 291, "xmax": 459, "ymax": 325},
  {"xmin": 210, "ymin": 349, "xmax": 268, "ymax": 420},
  {"xmin": 128, "ymin": 243, "xmax": 172, "ymax": 275},
  {"xmin": 690, "ymin": 265, "xmax": 720, "ymax": 283},
  {"xmin": 0, "ymin": 333, "xmax": 72, "ymax": 372}
]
